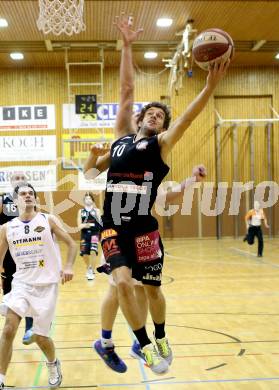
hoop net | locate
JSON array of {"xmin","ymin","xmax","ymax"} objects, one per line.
[{"xmin": 37, "ymin": 0, "xmax": 86, "ymax": 36}]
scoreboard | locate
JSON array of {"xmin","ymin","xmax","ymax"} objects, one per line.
[{"xmin": 75, "ymin": 95, "xmax": 97, "ymax": 116}]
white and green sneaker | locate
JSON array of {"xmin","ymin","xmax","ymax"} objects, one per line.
[
  {"xmin": 154, "ymin": 335, "xmax": 173, "ymax": 365},
  {"xmin": 46, "ymin": 358, "xmax": 62, "ymax": 388},
  {"xmin": 142, "ymin": 343, "xmax": 169, "ymax": 374}
]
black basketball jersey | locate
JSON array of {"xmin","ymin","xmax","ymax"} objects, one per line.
[
  {"xmin": 80, "ymin": 207, "xmax": 101, "ymax": 232},
  {"xmin": 1, "ymin": 193, "xmax": 18, "ymax": 275},
  {"xmin": 0, "ymin": 193, "xmax": 18, "ymax": 225},
  {"xmin": 103, "ymin": 134, "xmax": 169, "ymax": 230}
]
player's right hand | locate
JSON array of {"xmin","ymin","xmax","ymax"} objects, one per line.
[
  {"xmin": 90, "ymin": 142, "xmax": 111, "ymax": 157},
  {"xmin": 207, "ymin": 58, "xmax": 230, "ymax": 89}
]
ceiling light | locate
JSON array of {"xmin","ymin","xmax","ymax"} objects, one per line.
[
  {"xmin": 144, "ymin": 52, "xmax": 158, "ymax": 59},
  {"xmin": 0, "ymin": 18, "xmax": 8, "ymax": 27},
  {"xmin": 10, "ymin": 52, "xmax": 24, "ymax": 60},
  {"xmin": 157, "ymin": 18, "xmax": 173, "ymax": 27},
  {"xmin": 275, "ymin": 53, "xmax": 279, "ymax": 59}
]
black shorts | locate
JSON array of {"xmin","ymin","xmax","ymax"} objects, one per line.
[
  {"xmin": 80, "ymin": 230, "xmax": 99, "ymax": 256},
  {"xmin": 101, "ymin": 228, "xmax": 164, "ymax": 286}
]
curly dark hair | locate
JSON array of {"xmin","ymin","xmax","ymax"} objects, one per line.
[
  {"xmin": 13, "ymin": 183, "xmax": 37, "ymax": 199},
  {"xmin": 137, "ymin": 102, "xmax": 171, "ymax": 130}
]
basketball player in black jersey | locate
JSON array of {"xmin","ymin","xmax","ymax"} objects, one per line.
[
  {"xmin": 85, "ymin": 14, "xmax": 229, "ymax": 374},
  {"xmin": 0, "ymin": 172, "xmax": 34, "ymax": 345},
  {"xmin": 87, "ymin": 150, "xmax": 207, "ymax": 373},
  {"xmin": 77, "ymin": 193, "xmax": 101, "ymax": 280}
]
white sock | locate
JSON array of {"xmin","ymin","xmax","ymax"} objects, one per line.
[
  {"xmin": 0, "ymin": 373, "xmax": 5, "ymax": 384},
  {"xmin": 101, "ymin": 338, "xmax": 113, "ymax": 348}
]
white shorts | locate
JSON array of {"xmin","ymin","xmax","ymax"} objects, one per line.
[
  {"xmin": 0, "ymin": 280, "xmax": 58, "ymax": 337},
  {"xmin": 99, "ymin": 253, "xmax": 142, "ymax": 287}
]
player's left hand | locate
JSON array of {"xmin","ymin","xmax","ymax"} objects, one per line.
[
  {"xmin": 61, "ymin": 267, "xmax": 74, "ymax": 284},
  {"xmin": 114, "ymin": 13, "xmax": 143, "ymax": 46},
  {"xmin": 192, "ymin": 164, "xmax": 207, "ymax": 182}
]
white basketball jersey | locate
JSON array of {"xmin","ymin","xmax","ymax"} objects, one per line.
[
  {"xmin": 6, "ymin": 213, "xmax": 62, "ymax": 285},
  {"xmin": 251, "ymin": 210, "xmax": 262, "ymax": 226}
]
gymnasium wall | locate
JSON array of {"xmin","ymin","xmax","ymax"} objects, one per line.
[{"xmin": 0, "ymin": 65, "xmax": 278, "ymax": 238}]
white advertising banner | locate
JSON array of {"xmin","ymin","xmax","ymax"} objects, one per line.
[
  {"xmin": 63, "ymin": 102, "xmax": 148, "ymax": 129},
  {"xmin": 78, "ymin": 170, "xmax": 107, "ymax": 191},
  {"xmin": 0, "ymin": 135, "xmax": 57, "ymax": 161},
  {"xmin": 0, "ymin": 105, "xmax": 55, "ymax": 131},
  {"xmin": 0, "ymin": 165, "xmax": 57, "ymax": 192}
]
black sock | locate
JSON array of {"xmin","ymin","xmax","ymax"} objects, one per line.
[
  {"xmin": 25, "ymin": 317, "xmax": 33, "ymax": 332},
  {"xmin": 133, "ymin": 327, "xmax": 151, "ymax": 349},
  {"xmin": 154, "ymin": 321, "xmax": 165, "ymax": 339}
]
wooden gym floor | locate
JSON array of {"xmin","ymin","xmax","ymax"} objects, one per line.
[{"xmin": 1, "ymin": 237, "xmax": 279, "ymax": 389}]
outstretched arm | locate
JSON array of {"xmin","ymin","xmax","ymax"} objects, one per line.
[
  {"xmin": 156, "ymin": 165, "xmax": 207, "ymax": 206},
  {"xmin": 114, "ymin": 14, "xmax": 143, "ymax": 139},
  {"xmin": 159, "ymin": 60, "xmax": 230, "ymax": 160}
]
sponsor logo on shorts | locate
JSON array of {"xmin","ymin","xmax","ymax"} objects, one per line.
[
  {"xmin": 135, "ymin": 231, "xmax": 161, "ymax": 262},
  {"xmin": 145, "ymin": 263, "xmax": 163, "ymax": 271},
  {"xmin": 102, "ymin": 238, "xmax": 121, "ymax": 260},
  {"xmin": 101, "ymin": 229, "xmax": 118, "ymax": 240},
  {"xmin": 142, "ymin": 273, "xmax": 162, "ymax": 281},
  {"xmin": 34, "ymin": 226, "xmax": 45, "ymax": 233}
]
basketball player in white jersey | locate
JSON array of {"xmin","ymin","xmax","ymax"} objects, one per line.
[
  {"xmin": 0, "ymin": 183, "xmax": 77, "ymax": 389},
  {"xmin": 0, "ymin": 172, "xmax": 34, "ymax": 344}
]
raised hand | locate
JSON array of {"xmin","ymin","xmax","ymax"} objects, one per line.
[
  {"xmin": 114, "ymin": 12, "xmax": 143, "ymax": 46},
  {"xmin": 206, "ymin": 58, "xmax": 230, "ymax": 90}
]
